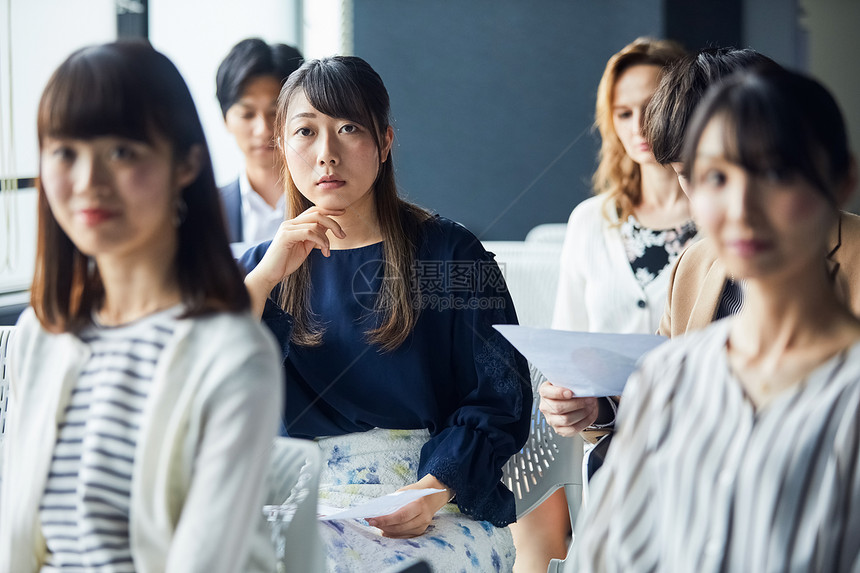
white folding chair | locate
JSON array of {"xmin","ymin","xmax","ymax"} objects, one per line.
[
  {"xmin": 480, "ymin": 241, "xmax": 562, "ymax": 329},
  {"xmin": 265, "ymin": 436, "xmax": 325, "ymax": 573},
  {"xmin": 524, "ymin": 223, "xmax": 568, "ymax": 244},
  {"xmin": 502, "ymin": 364, "xmax": 584, "ymax": 573}
]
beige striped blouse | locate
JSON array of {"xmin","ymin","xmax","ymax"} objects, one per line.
[{"xmin": 572, "ymin": 319, "xmax": 860, "ymax": 572}]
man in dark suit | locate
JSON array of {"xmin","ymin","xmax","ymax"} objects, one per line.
[{"xmin": 216, "ymin": 38, "xmax": 303, "ymax": 244}]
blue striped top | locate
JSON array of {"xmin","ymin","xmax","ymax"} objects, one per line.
[{"xmin": 39, "ymin": 308, "xmax": 178, "ymax": 572}]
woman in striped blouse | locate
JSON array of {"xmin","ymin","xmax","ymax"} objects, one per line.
[
  {"xmin": 0, "ymin": 42, "xmax": 282, "ymax": 572},
  {"xmin": 573, "ymin": 67, "xmax": 860, "ymax": 572}
]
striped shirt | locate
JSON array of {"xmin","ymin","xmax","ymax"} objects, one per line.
[
  {"xmin": 573, "ymin": 319, "xmax": 860, "ymax": 572},
  {"xmin": 39, "ymin": 308, "xmax": 178, "ymax": 572}
]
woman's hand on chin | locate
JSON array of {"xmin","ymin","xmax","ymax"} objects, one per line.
[
  {"xmin": 365, "ymin": 475, "xmax": 453, "ymax": 539},
  {"xmin": 245, "ymin": 206, "xmax": 345, "ymax": 316}
]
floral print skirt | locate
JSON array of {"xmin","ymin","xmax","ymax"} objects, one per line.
[{"xmin": 316, "ymin": 428, "xmax": 514, "ymax": 572}]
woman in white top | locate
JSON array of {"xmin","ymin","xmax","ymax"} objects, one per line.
[
  {"xmin": 552, "ymin": 37, "xmax": 693, "ymax": 335},
  {"xmin": 0, "ymin": 42, "xmax": 282, "ymax": 572},
  {"xmin": 574, "ymin": 66, "xmax": 860, "ymax": 572},
  {"xmin": 511, "ymin": 38, "xmax": 689, "ymax": 573},
  {"xmin": 541, "ymin": 38, "xmax": 694, "ymax": 442}
]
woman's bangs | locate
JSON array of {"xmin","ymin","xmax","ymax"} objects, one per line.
[
  {"xmin": 301, "ymin": 63, "xmax": 377, "ymax": 135},
  {"xmin": 38, "ymin": 51, "xmax": 151, "ymax": 143},
  {"xmin": 719, "ymin": 93, "xmax": 796, "ymax": 179}
]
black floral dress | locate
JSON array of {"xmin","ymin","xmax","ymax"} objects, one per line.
[{"xmin": 620, "ymin": 215, "xmax": 698, "ymax": 288}]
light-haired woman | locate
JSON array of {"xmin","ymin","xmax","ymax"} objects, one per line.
[{"xmin": 516, "ymin": 37, "xmax": 689, "ymax": 573}]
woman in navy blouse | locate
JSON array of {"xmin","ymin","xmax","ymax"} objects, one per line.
[{"xmin": 241, "ymin": 56, "xmax": 531, "ymax": 571}]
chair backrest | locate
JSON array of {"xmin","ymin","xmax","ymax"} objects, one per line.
[
  {"xmin": 481, "ymin": 241, "xmax": 562, "ymax": 328},
  {"xmin": 1, "ymin": 326, "xmax": 13, "ymax": 439},
  {"xmin": 502, "ymin": 364, "xmax": 584, "ymax": 525},
  {"xmin": 0, "ymin": 326, "xmax": 13, "ymax": 487},
  {"xmin": 264, "ymin": 437, "xmax": 325, "ymax": 573},
  {"xmin": 524, "ymin": 223, "xmax": 568, "ymax": 244},
  {"xmin": 483, "ymin": 241, "xmax": 583, "ymax": 523}
]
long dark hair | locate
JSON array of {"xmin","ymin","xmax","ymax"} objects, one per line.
[
  {"xmin": 682, "ymin": 67, "xmax": 852, "ymax": 205},
  {"xmin": 32, "ymin": 41, "xmax": 249, "ymax": 332},
  {"xmin": 274, "ymin": 56, "xmax": 431, "ymax": 351}
]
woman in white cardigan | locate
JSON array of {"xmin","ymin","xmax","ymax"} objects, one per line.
[
  {"xmin": 512, "ymin": 38, "xmax": 690, "ymax": 573},
  {"xmin": 0, "ymin": 42, "xmax": 282, "ymax": 573},
  {"xmin": 553, "ymin": 36, "xmax": 693, "ymax": 335}
]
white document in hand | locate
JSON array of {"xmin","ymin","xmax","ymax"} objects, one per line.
[
  {"xmin": 318, "ymin": 488, "xmax": 446, "ymax": 521},
  {"xmin": 493, "ymin": 325, "xmax": 667, "ymax": 396}
]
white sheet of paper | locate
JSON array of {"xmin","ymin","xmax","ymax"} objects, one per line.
[
  {"xmin": 494, "ymin": 325, "xmax": 667, "ymax": 396},
  {"xmin": 317, "ymin": 488, "xmax": 446, "ymax": 521}
]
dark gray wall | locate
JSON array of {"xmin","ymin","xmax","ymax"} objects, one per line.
[
  {"xmin": 665, "ymin": 0, "xmax": 742, "ymax": 52},
  {"xmin": 353, "ymin": 0, "xmax": 663, "ymax": 240},
  {"xmin": 745, "ymin": 0, "xmax": 802, "ymax": 69},
  {"xmin": 0, "ymin": 303, "xmax": 27, "ymax": 326}
]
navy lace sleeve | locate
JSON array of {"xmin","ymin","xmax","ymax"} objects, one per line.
[{"xmin": 414, "ymin": 222, "xmax": 531, "ymax": 526}]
